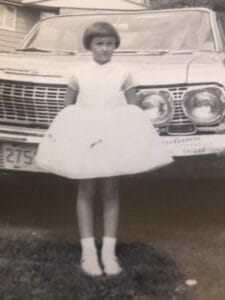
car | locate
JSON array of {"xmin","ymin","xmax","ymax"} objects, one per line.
[{"xmin": 1, "ymin": 7, "xmax": 225, "ymax": 175}]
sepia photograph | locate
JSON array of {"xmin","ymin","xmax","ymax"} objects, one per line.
[{"xmin": 0, "ymin": 0, "xmax": 225, "ymax": 299}]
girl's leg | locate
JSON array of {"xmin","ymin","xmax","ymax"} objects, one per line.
[
  {"xmin": 101, "ymin": 177, "xmax": 119, "ymax": 237},
  {"xmin": 77, "ymin": 179, "xmax": 96, "ymax": 238},
  {"xmin": 77, "ymin": 179, "xmax": 102, "ymax": 276},
  {"xmin": 100, "ymin": 177, "xmax": 122, "ymax": 275}
]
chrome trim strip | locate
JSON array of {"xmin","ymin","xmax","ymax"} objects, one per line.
[{"xmin": 0, "ymin": 132, "xmax": 43, "ymax": 144}]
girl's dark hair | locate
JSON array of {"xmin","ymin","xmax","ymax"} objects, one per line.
[{"xmin": 83, "ymin": 22, "xmax": 120, "ymax": 50}]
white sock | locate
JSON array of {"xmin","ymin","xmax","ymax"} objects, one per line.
[
  {"xmin": 80, "ymin": 237, "xmax": 103, "ymax": 276},
  {"xmin": 101, "ymin": 236, "xmax": 122, "ymax": 275}
]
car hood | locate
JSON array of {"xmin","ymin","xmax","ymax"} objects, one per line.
[
  {"xmin": 0, "ymin": 52, "xmax": 83, "ymax": 84},
  {"xmin": 0, "ymin": 51, "xmax": 224, "ymax": 86},
  {"xmin": 185, "ymin": 52, "xmax": 225, "ymax": 85},
  {"xmin": 130, "ymin": 52, "xmax": 225, "ymax": 86}
]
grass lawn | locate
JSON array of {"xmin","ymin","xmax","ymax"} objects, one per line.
[{"xmin": 0, "ymin": 228, "xmax": 182, "ymax": 300}]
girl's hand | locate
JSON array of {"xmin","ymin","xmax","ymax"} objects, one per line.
[
  {"xmin": 124, "ymin": 87, "xmax": 138, "ymax": 106},
  {"xmin": 65, "ymin": 86, "xmax": 78, "ymax": 107},
  {"xmin": 136, "ymin": 91, "xmax": 146, "ymax": 106}
]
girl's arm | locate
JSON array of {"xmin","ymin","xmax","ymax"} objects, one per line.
[
  {"xmin": 65, "ymin": 86, "xmax": 78, "ymax": 107},
  {"xmin": 122, "ymin": 71, "xmax": 138, "ymax": 106},
  {"xmin": 124, "ymin": 87, "xmax": 138, "ymax": 106}
]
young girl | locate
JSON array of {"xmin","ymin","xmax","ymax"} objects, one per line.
[{"xmin": 35, "ymin": 22, "xmax": 173, "ymax": 277}]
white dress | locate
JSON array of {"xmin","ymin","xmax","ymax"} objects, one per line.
[{"xmin": 35, "ymin": 60, "xmax": 173, "ymax": 179}]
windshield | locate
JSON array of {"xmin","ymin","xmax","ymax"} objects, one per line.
[{"xmin": 21, "ymin": 10, "xmax": 215, "ymax": 52}]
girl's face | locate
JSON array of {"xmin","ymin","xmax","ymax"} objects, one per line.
[{"xmin": 90, "ymin": 36, "xmax": 116, "ymax": 64}]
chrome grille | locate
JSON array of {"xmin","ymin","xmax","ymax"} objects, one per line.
[
  {"xmin": 168, "ymin": 86, "xmax": 190, "ymax": 125},
  {"xmin": 167, "ymin": 86, "xmax": 196, "ymax": 134},
  {"xmin": 0, "ymin": 81, "xmax": 67, "ymax": 127}
]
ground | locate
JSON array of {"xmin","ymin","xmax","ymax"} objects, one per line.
[{"xmin": 0, "ymin": 164, "xmax": 225, "ymax": 299}]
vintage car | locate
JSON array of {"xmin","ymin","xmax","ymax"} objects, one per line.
[{"xmin": 1, "ymin": 7, "xmax": 225, "ymax": 174}]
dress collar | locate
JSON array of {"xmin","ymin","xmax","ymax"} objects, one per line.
[{"xmin": 90, "ymin": 59, "xmax": 113, "ymax": 69}]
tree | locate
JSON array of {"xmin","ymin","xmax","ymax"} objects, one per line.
[{"xmin": 147, "ymin": 0, "xmax": 225, "ymax": 12}]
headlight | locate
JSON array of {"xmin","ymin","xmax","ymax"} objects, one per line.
[
  {"xmin": 183, "ymin": 87, "xmax": 224, "ymax": 125},
  {"xmin": 139, "ymin": 90, "xmax": 173, "ymax": 126}
]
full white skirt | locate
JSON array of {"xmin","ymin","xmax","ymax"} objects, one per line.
[{"xmin": 35, "ymin": 105, "xmax": 173, "ymax": 179}]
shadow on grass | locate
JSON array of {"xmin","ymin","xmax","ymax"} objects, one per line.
[{"xmin": 0, "ymin": 238, "xmax": 183, "ymax": 300}]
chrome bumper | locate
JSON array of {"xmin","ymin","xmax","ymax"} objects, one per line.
[
  {"xmin": 0, "ymin": 125, "xmax": 44, "ymax": 144},
  {"xmin": 161, "ymin": 134, "xmax": 225, "ymax": 156},
  {"xmin": 0, "ymin": 126, "xmax": 225, "ymax": 173},
  {"xmin": 0, "ymin": 126, "xmax": 225, "ymax": 157}
]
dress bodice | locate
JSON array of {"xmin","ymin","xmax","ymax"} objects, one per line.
[{"xmin": 68, "ymin": 60, "xmax": 134, "ymax": 108}]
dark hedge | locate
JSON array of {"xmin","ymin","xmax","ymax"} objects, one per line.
[{"xmin": 147, "ymin": 0, "xmax": 225, "ymax": 12}]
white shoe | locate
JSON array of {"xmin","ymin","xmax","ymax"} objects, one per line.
[
  {"xmin": 81, "ymin": 257, "xmax": 103, "ymax": 276},
  {"xmin": 102, "ymin": 255, "xmax": 122, "ymax": 276}
]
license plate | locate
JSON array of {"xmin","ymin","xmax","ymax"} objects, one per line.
[{"xmin": 3, "ymin": 143, "xmax": 38, "ymax": 171}]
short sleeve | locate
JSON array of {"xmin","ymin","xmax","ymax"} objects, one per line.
[
  {"xmin": 121, "ymin": 71, "xmax": 135, "ymax": 92},
  {"xmin": 67, "ymin": 74, "xmax": 79, "ymax": 91}
]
